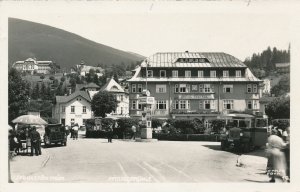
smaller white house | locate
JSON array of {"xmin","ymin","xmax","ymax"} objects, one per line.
[
  {"xmin": 262, "ymin": 79, "xmax": 271, "ymax": 94},
  {"xmin": 52, "ymin": 91, "xmax": 93, "ymax": 126},
  {"xmin": 100, "ymin": 77, "xmax": 129, "ymax": 117}
]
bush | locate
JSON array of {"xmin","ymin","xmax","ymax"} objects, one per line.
[
  {"xmin": 152, "ymin": 118, "xmax": 164, "ymax": 128},
  {"xmin": 210, "ymin": 119, "xmax": 226, "ymax": 133},
  {"xmin": 101, "ymin": 118, "xmax": 114, "ymax": 130}
]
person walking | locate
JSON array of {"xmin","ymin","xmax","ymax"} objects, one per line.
[
  {"xmin": 70, "ymin": 126, "xmax": 74, "ymax": 139},
  {"xmin": 73, "ymin": 124, "xmax": 79, "ymax": 140},
  {"xmin": 107, "ymin": 125, "xmax": 113, "ymax": 143},
  {"xmin": 131, "ymin": 125, "xmax": 137, "ymax": 140},
  {"xmin": 30, "ymin": 126, "xmax": 41, "ymax": 156},
  {"xmin": 266, "ymin": 129, "xmax": 288, "ymax": 182}
]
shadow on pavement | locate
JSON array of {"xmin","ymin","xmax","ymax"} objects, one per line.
[
  {"xmin": 244, "ymin": 179, "xmax": 269, "ymax": 183},
  {"xmin": 202, "ymin": 144, "xmax": 267, "ymax": 158}
]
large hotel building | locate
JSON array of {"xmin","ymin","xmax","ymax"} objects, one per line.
[{"xmin": 128, "ymin": 52, "xmax": 263, "ymax": 125}]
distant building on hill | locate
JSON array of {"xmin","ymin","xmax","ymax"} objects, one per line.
[
  {"xmin": 275, "ymin": 63, "xmax": 290, "ymax": 73},
  {"xmin": 71, "ymin": 60, "xmax": 104, "ymax": 77},
  {"xmin": 12, "ymin": 58, "xmax": 53, "ymax": 74}
]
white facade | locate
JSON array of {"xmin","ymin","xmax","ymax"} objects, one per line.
[
  {"xmin": 262, "ymin": 79, "xmax": 271, "ymax": 94},
  {"xmin": 100, "ymin": 77, "xmax": 129, "ymax": 117},
  {"xmin": 12, "ymin": 58, "xmax": 52, "ymax": 74},
  {"xmin": 53, "ymin": 92, "xmax": 92, "ymax": 126}
]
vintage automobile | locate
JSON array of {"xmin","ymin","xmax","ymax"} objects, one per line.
[
  {"xmin": 44, "ymin": 124, "xmax": 67, "ymax": 147},
  {"xmin": 220, "ymin": 113, "xmax": 268, "ymax": 153}
]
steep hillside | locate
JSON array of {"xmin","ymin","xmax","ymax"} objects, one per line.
[{"xmin": 8, "ymin": 18, "xmax": 145, "ymax": 70}]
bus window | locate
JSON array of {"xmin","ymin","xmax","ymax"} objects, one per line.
[{"xmin": 256, "ymin": 118, "xmax": 268, "ymax": 128}]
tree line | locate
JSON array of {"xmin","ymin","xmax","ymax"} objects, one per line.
[{"xmin": 244, "ymin": 46, "xmax": 290, "ymax": 78}]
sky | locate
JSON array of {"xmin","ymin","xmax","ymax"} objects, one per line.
[{"xmin": 1, "ymin": 1, "xmax": 296, "ymax": 61}]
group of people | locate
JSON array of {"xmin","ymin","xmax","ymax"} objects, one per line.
[
  {"xmin": 105, "ymin": 123, "xmax": 137, "ymax": 143},
  {"xmin": 65, "ymin": 124, "xmax": 79, "ymax": 140},
  {"xmin": 9, "ymin": 126, "xmax": 42, "ymax": 156},
  {"xmin": 266, "ymin": 126, "xmax": 290, "ymax": 182}
]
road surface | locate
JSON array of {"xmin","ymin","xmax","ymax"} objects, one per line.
[{"xmin": 10, "ymin": 138, "xmax": 270, "ymax": 183}]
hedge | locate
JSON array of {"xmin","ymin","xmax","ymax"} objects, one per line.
[{"xmin": 153, "ymin": 133, "xmax": 220, "ymax": 142}]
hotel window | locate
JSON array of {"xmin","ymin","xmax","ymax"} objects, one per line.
[
  {"xmin": 200, "ymin": 100, "xmax": 215, "ymax": 109},
  {"xmin": 179, "ymin": 100, "xmax": 190, "ymax": 109},
  {"xmin": 223, "ymin": 70, "xmax": 229, "ymax": 78},
  {"xmin": 247, "ymin": 84, "xmax": 252, "ymax": 93},
  {"xmin": 185, "ymin": 70, "xmax": 191, "ymax": 78},
  {"xmin": 174, "ymin": 100, "xmax": 189, "ymax": 109},
  {"xmin": 61, "ymin": 106, "xmax": 65, "ymax": 113},
  {"xmin": 71, "ymin": 106, "xmax": 75, "ymax": 113},
  {"xmin": 199, "ymin": 84, "xmax": 204, "ymax": 92},
  {"xmin": 156, "ymin": 84, "xmax": 167, "ymax": 93},
  {"xmin": 192, "ymin": 85, "xmax": 198, "ymax": 91},
  {"xmin": 132, "ymin": 84, "xmax": 136, "ymax": 93},
  {"xmin": 210, "ymin": 70, "xmax": 216, "ymax": 78},
  {"xmin": 137, "ymin": 101, "xmax": 142, "ymax": 110},
  {"xmin": 174, "ymin": 84, "xmax": 179, "ymax": 93},
  {"xmin": 156, "ymin": 100, "xmax": 167, "ymax": 110},
  {"xmin": 236, "ymin": 70, "xmax": 241, "ymax": 77},
  {"xmin": 147, "ymin": 70, "xmax": 153, "ymax": 77},
  {"xmin": 179, "ymin": 84, "xmax": 190, "ymax": 93},
  {"xmin": 223, "ymin": 100, "xmax": 233, "ymax": 110},
  {"xmin": 204, "ymin": 84, "xmax": 212, "ymax": 93},
  {"xmin": 247, "ymin": 101, "xmax": 252, "ymax": 109},
  {"xmin": 198, "ymin": 70, "xmax": 204, "ymax": 77},
  {"xmin": 138, "ymin": 84, "xmax": 143, "ymax": 93},
  {"xmin": 172, "ymin": 70, "xmax": 178, "ymax": 77},
  {"xmin": 253, "ymin": 84, "xmax": 258, "ymax": 93},
  {"xmin": 174, "ymin": 100, "xmax": 179, "ymax": 109},
  {"xmin": 160, "ymin": 70, "xmax": 166, "ymax": 78},
  {"xmin": 82, "ymin": 106, "xmax": 87, "ymax": 113},
  {"xmin": 223, "ymin": 85, "xmax": 233, "ymax": 93},
  {"xmin": 132, "ymin": 100, "xmax": 137, "ymax": 109}
]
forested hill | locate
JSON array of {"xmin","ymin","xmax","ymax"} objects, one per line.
[
  {"xmin": 8, "ymin": 18, "xmax": 145, "ymax": 72},
  {"xmin": 244, "ymin": 46, "xmax": 290, "ymax": 77}
]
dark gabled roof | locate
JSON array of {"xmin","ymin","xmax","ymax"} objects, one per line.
[
  {"xmin": 140, "ymin": 52, "xmax": 246, "ymax": 68},
  {"xmin": 56, "ymin": 91, "xmax": 91, "ymax": 103},
  {"xmin": 85, "ymin": 82, "xmax": 100, "ymax": 88},
  {"xmin": 76, "ymin": 83, "xmax": 100, "ymax": 91}
]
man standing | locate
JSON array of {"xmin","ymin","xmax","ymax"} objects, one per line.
[
  {"xmin": 131, "ymin": 125, "xmax": 137, "ymax": 140},
  {"xmin": 107, "ymin": 125, "xmax": 113, "ymax": 143},
  {"xmin": 73, "ymin": 124, "xmax": 79, "ymax": 140},
  {"xmin": 30, "ymin": 126, "xmax": 41, "ymax": 156}
]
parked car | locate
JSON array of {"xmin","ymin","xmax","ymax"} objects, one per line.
[{"xmin": 44, "ymin": 124, "xmax": 67, "ymax": 147}]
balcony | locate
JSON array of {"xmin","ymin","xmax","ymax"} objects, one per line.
[{"xmin": 170, "ymin": 109, "xmax": 219, "ymax": 115}]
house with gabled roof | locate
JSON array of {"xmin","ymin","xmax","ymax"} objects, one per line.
[
  {"xmin": 100, "ymin": 77, "xmax": 129, "ymax": 117},
  {"xmin": 128, "ymin": 51, "xmax": 263, "ymax": 127},
  {"xmin": 52, "ymin": 91, "xmax": 93, "ymax": 126}
]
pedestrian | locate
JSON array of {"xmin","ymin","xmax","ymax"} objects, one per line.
[
  {"xmin": 70, "ymin": 126, "xmax": 74, "ymax": 139},
  {"xmin": 30, "ymin": 126, "xmax": 41, "ymax": 156},
  {"xmin": 265, "ymin": 129, "xmax": 288, "ymax": 182},
  {"xmin": 65, "ymin": 125, "xmax": 70, "ymax": 137},
  {"xmin": 131, "ymin": 125, "xmax": 137, "ymax": 140},
  {"xmin": 283, "ymin": 127, "xmax": 290, "ymax": 181},
  {"xmin": 107, "ymin": 125, "xmax": 113, "ymax": 143},
  {"xmin": 73, "ymin": 124, "xmax": 79, "ymax": 140},
  {"xmin": 9, "ymin": 129, "xmax": 19, "ymax": 156}
]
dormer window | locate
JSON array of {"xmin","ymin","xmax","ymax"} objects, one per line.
[
  {"xmin": 185, "ymin": 70, "xmax": 191, "ymax": 78},
  {"xmin": 236, "ymin": 70, "xmax": 241, "ymax": 77},
  {"xmin": 147, "ymin": 70, "xmax": 153, "ymax": 77},
  {"xmin": 160, "ymin": 70, "xmax": 166, "ymax": 78},
  {"xmin": 210, "ymin": 70, "xmax": 216, "ymax": 78},
  {"xmin": 223, "ymin": 70, "xmax": 229, "ymax": 78}
]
